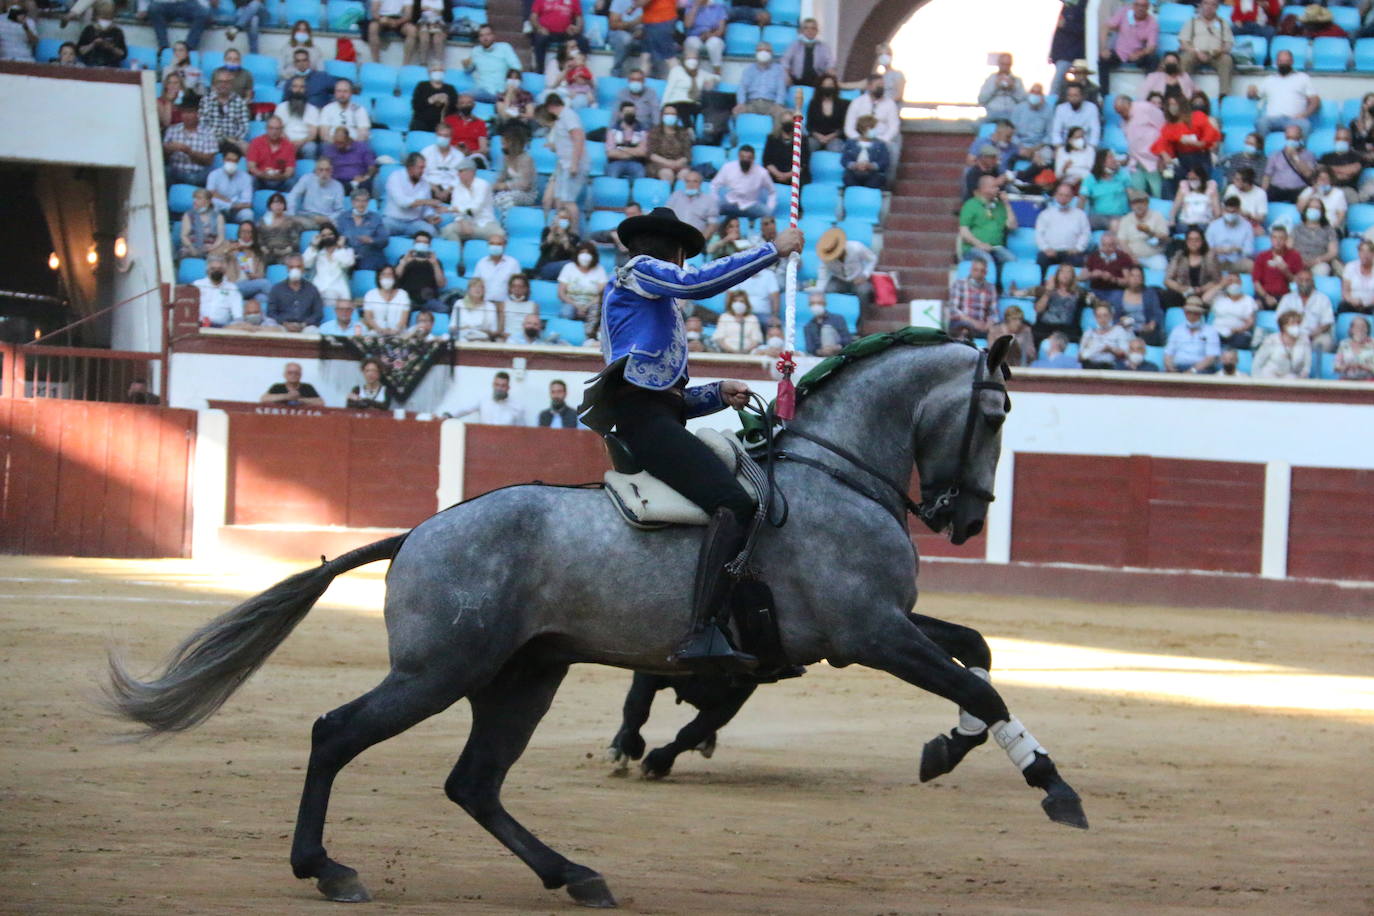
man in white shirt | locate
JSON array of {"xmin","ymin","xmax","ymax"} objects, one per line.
[
  {"xmin": 473, "ymin": 230, "xmax": 520, "ymax": 303},
  {"xmin": 442, "ymin": 371, "xmax": 525, "ymax": 425},
  {"xmin": 274, "ymin": 75, "xmax": 322, "ymax": 158},
  {"xmin": 440, "ymin": 158, "xmax": 499, "ymax": 242},
  {"xmin": 1221, "ymin": 167, "xmax": 1268, "ymax": 230},
  {"xmin": 317, "ymin": 300, "xmax": 366, "ymax": 336},
  {"xmin": 1276, "ymin": 268, "xmax": 1336, "ymax": 352},
  {"xmin": 665, "ymin": 170, "xmax": 720, "ymax": 236},
  {"xmin": 843, "ymin": 74, "xmax": 902, "ymax": 184},
  {"xmin": 1078, "ymin": 303, "xmax": 1134, "ymax": 369},
  {"xmin": 421, "ymin": 123, "xmax": 465, "ymax": 203},
  {"xmin": 1115, "ymin": 189, "xmax": 1170, "ymax": 271},
  {"xmin": 816, "ymin": 228, "xmax": 878, "ymax": 306},
  {"xmin": 384, "ymin": 153, "xmax": 445, "ymax": 236},
  {"xmin": 1248, "ymin": 49, "xmax": 1319, "ymax": 138},
  {"xmin": 1049, "ymin": 83, "xmax": 1102, "ymax": 148},
  {"xmin": 1342, "ymin": 241, "xmax": 1374, "ymax": 313},
  {"xmin": 194, "ymin": 255, "xmax": 245, "ymax": 327},
  {"xmin": 205, "ymin": 150, "xmax": 254, "ymax": 223},
  {"xmin": 1034, "ymin": 182, "xmax": 1093, "ymax": 274},
  {"xmin": 711, "ymin": 146, "xmax": 776, "ymax": 220},
  {"xmin": 318, "ymin": 79, "xmax": 372, "ymax": 142}
]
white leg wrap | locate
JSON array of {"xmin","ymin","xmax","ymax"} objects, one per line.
[
  {"xmin": 956, "ymin": 667, "xmax": 990, "ymax": 736},
  {"xmin": 990, "ymin": 717, "xmax": 1046, "ymax": 771}
]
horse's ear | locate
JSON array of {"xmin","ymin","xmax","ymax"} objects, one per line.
[{"xmin": 986, "ymin": 334, "xmax": 1014, "ymax": 380}]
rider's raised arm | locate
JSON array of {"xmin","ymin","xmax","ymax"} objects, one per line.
[{"xmin": 625, "ymin": 244, "xmax": 780, "ymax": 301}]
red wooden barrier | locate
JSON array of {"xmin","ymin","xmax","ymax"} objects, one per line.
[
  {"xmin": 1287, "ymin": 468, "xmax": 1374, "ymax": 582},
  {"xmin": 462, "ymin": 425, "xmax": 609, "ymax": 496}
]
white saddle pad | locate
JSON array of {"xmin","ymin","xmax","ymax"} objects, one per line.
[{"xmin": 604, "ymin": 429, "xmax": 759, "ymax": 529}]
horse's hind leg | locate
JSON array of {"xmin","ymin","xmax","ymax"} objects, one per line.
[
  {"xmin": 444, "ymin": 658, "xmax": 617, "ymax": 908},
  {"xmin": 641, "ymin": 682, "xmax": 756, "ymax": 779},
  {"xmin": 609, "ymin": 673, "xmax": 664, "ymax": 771},
  {"xmin": 907, "ymin": 613, "xmax": 993, "ymax": 782},
  {"xmin": 290, "ymin": 669, "xmax": 468, "ymax": 902}
]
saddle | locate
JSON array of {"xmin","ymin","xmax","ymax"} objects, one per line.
[{"xmin": 601, "ymin": 430, "xmax": 762, "ymax": 529}]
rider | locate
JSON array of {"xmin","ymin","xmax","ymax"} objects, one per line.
[{"xmin": 579, "ymin": 207, "xmax": 804, "ymax": 674}]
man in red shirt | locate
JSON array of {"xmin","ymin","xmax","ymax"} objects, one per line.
[
  {"xmin": 529, "ymin": 0, "xmax": 589, "ymax": 72},
  {"xmin": 442, "ymin": 93, "xmax": 491, "ymax": 167},
  {"xmin": 1251, "ymin": 225, "xmax": 1304, "ymax": 309},
  {"xmin": 246, "ymin": 115, "xmax": 298, "ymax": 191}
]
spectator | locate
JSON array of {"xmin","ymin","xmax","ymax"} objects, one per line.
[
  {"xmin": 450, "ymin": 277, "xmax": 501, "ymax": 341},
  {"xmin": 1030, "ymin": 331, "xmax": 1079, "ymax": 369},
  {"xmin": 844, "ymin": 74, "xmax": 902, "ymax": 185},
  {"xmin": 1125, "ymin": 337, "xmax": 1161, "ymax": 371},
  {"xmin": 1139, "ymin": 52, "xmax": 1196, "ymax": 102},
  {"xmin": 753, "ymin": 316, "xmax": 785, "ymax": 357},
  {"xmin": 1164, "ymin": 297, "xmax": 1221, "ymax": 373},
  {"xmin": 276, "ymin": 20, "xmax": 323, "ymax": 80},
  {"xmin": 542, "ymin": 94, "xmax": 587, "ymax": 221},
  {"xmin": 302, "ymin": 222, "xmax": 354, "ymax": 305},
  {"xmin": 1249, "ymin": 49, "xmax": 1319, "ymax": 137},
  {"xmin": 1117, "ymin": 189, "xmax": 1170, "ymax": 271},
  {"xmin": 464, "ymin": 229, "xmax": 514, "ymax": 301},
  {"xmin": 1085, "ymin": 231, "xmax": 1136, "ymax": 292},
  {"xmin": 211, "ymin": 48, "xmax": 254, "ymax": 102},
  {"xmin": 157, "ymin": 74, "xmax": 188, "ymax": 131},
  {"xmin": 412, "ymin": 0, "xmax": 451, "ymax": 69},
  {"xmin": 194, "ymin": 254, "xmax": 244, "ymax": 326},
  {"xmin": 803, "ymin": 290, "xmax": 852, "ymax": 357},
  {"xmin": 396, "ymin": 231, "xmax": 446, "ymax": 312},
  {"xmin": 1252, "ymin": 225, "xmax": 1304, "ymax": 309},
  {"xmin": 1013, "ymin": 144, "xmax": 1056, "ymax": 196},
  {"xmin": 76, "ymin": 2, "xmax": 125, "ymax": 68},
  {"xmin": 367, "ymin": 0, "xmax": 418, "ymax": 66},
  {"xmin": 1055, "ymin": 125, "xmax": 1095, "ymax": 187},
  {"xmin": 735, "ymin": 41, "xmax": 789, "ymax": 118},
  {"xmin": 706, "ymin": 215, "xmax": 747, "ymax": 260},
  {"xmin": 682, "ymin": 0, "xmax": 728, "ymax": 70},
  {"xmin": 224, "ymin": 220, "xmax": 271, "ymax": 304},
  {"xmin": 946, "ymin": 258, "xmax": 998, "ymax": 340},
  {"xmin": 384, "ymin": 153, "xmax": 443, "ymax": 236},
  {"xmin": 538, "ymin": 380, "xmax": 579, "ymax": 427},
  {"xmin": 361, "ymin": 264, "xmax": 412, "ymax": 335},
  {"xmin": 1170, "ymin": 165, "xmax": 1221, "ymax": 235},
  {"xmin": 1178, "ymin": 0, "xmax": 1235, "ymax": 95},
  {"xmin": 547, "ymin": 46, "xmax": 595, "ymax": 110},
  {"xmin": 639, "ymin": 0, "xmax": 680, "ymax": 79},
  {"xmin": 606, "ymin": 69, "xmax": 658, "ymax": 130},
  {"xmin": 1079, "ymin": 302, "xmax": 1133, "ymax": 369},
  {"xmin": 1165, "ymin": 227, "xmax": 1225, "ymax": 308},
  {"xmin": 1119, "ymin": 92, "xmax": 1165, "ymax": 197},
  {"xmin": 1048, "ymin": 1, "xmax": 1088, "ymax": 94},
  {"xmin": 1296, "ymin": 167, "xmax": 1348, "ymax": 232},
  {"xmin": 1276, "ymin": 268, "xmax": 1336, "ymax": 352},
  {"xmin": 1098, "ymin": 0, "xmax": 1158, "ymax": 94},
  {"xmin": 1231, "ymin": 0, "xmax": 1281, "ymax": 39},
  {"xmin": 713, "ymin": 290, "xmax": 764, "ymax": 354},
  {"xmin": 206, "ymin": 149, "xmax": 254, "ymax": 223},
  {"xmin": 806, "ymin": 74, "xmax": 849, "ymax": 153},
  {"xmin": 442, "ymin": 371, "xmax": 525, "ymax": 425},
  {"xmin": 1262, "ymin": 124, "xmax": 1316, "ymax": 204},
  {"xmin": 179, "ymin": 188, "xmax": 225, "ymax": 259},
  {"xmin": 958, "ymin": 175, "xmax": 1016, "ymax": 286},
  {"xmin": 1351, "ymin": 93, "xmax": 1374, "ymax": 173},
  {"xmin": 529, "ymin": 0, "xmax": 588, "ymax": 73},
  {"xmin": 781, "ymin": 18, "xmax": 835, "ymax": 88},
  {"xmin": 318, "ymin": 126, "xmax": 378, "ymax": 196},
  {"xmin": 260, "ymin": 362, "xmax": 325, "ymax": 406},
  {"xmin": 647, "ymin": 103, "xmax": 695, "ymax": 183},
  {"xmin": 1292, "ymin": 197, "xmax": 1341, "ymax": 277},
  {"xmin": 535, "ymin": 203, "xmax": 580, "ymax": 280},
  {"xmin": 246, "ymin": 116, "xmax": 297, "ymax": 191},
  {"xmin": 1222, "ymin": 166, "xmax": 1268, "ymax": 229},
  {"xmin": 494, "ymin": 69, "xmax": 537, "ymax": 132},
  {"xmin": 514, "ymin": 310, "xmax": 564, "ymax": 346},
  {"xmin": 287, "ymin": 158, "xmax": 345, "ymax": 228},
  {"xmin": 1252, "ymin": 310, "xmax": 1311, "ymax": 378},
  {"xmin": 257, "ymin": 192, "xmax": 302, "ymax": 265},
  {"xmin": 681, "ymin": 313, "xmax": 717, "ymax": 351},
  {"xmin": 606, "ymin": 0, "xmax": 646, "ymax": 78},
  {"xmin": 419, "ymin": 123, "xmax": 464, "ymax": 203},
  {"xmin": 968, "ymin": 119, "xmax": 1017, "ymax": 171},
  {"xmin": 1211, "ymin": 274, "xmax": 1259, "ymax": 349},
  {"xmin": 1104, "ymin": 264, "xmax": 1164, "ymax": 344},
  {"xmin": 1063, "ymin": 58, "xmax": 1102, "ymax": 106},
  {"xmin": 1049, "ymin": 83, "xmax": 1101, "ymax": 149},
  {"xmin": 147, "ymin": 0, "xmax": 211, "ymax": 53},
  {"xmin": 873, "ymin": 41, "xmax": 906, "ymax": 101},
  {"xmin": 161, "ymin": 41, "xmax": 203, "ymax": 94},
  {"xmin": 440, "ymin": 157, "xmax": 499, "ymax": 242},
  {"xmin": 666, "ymin": 170, "xmax": 720, "ymax": 237},
  {"xmin": 841, "ymin": 115, "xmax": 889, "ymax": 190},
  {"xmin": 978, "ymin": 53, "xmax": 1025, "ymax": 124},
  {"xmin": 275, "ymin": 76, "xmax": 321, "ymax": 159},
  {"xmin": 1206, "ymin": 197, "xmax": 1256, "ymax": 274},
  {"xmin": 319, "ymin": 79, "xmax": 372, "ymax": 142},
  {"xmin": 604, "ymin": 102, "xmax": 650, "ymax": 180},
  {"xmin": 460, "ymin": 24, "xmax": 521, "ymax": 103},
  {"xmin": 346, "ymin": 359, "xmax": 391, "ymax": 410},
  {"xmin": 164, "ymin": 105, "xmax": 217, "ymax": 186},
  {"xmin": 336, "ymin": 188, "xmax": 389, "ymax": 270},
  {"xmin": 1320, "ymin": 127, "xmax": 1367, "ymax": 207},
  {"xmin": 557, "ymin": 241, "xmax": 607, "ymax": 332},
  {"xmin": 410, "ymin": 67, "xmax": 458, "ymax": 133},
  {"xmin": 199, "ymin": 70, "xmax": 251, "ymax": 153},
  {"xmin": 766, "ymin": 114, "xmax": 810, "ymax": 186},
  {"xmin": 1032, "ymin": 263, "xmax": 1096, "ymax": 344},
  {"xmin": 440, "ymin": 93, "xmax": 490, "ymax": 168},
  {"xmin": 1342, "ymin": 241, "xmax": 1374, "ymax": 314},
  {"xmin": 817, "ymin": 228, "xmax": 877, "ymax": 307},
  {"xmin": 1334, "ymin": 315, "xmax": 1374, "ymax": 379},
  {"xmin": 987, "ymin": 304, "xmax": 1036, "ymax": 367},
  {"xmin": 662, "ymin": 52, "xmax": 717, "ymax": 127},
  {"xmin": 1078, "ymin": 149, "xmax": 1129, "ymax": 229},
  {"xmin": 492, "ymin": 125, "xmax": 537, "ymax": 216},
  {"xmin": 735, "ymin": 238, "xmax": 780, "ymax": 317},
  {"xmin": 319, "ymin": 299, "xmax": 366, "ymax": 336},
  {"xmin": 1034, "ymin": 182, "xmax": 1091, "ymax": 276},
  {"xmin": 281, "ymin": 44, "xmax": 334, "ymax": 108},
  {"xmin": 266, "ymin": 253, "xmax": 324, "ymax": 331},
  {"xmin": 964, "ymin": 144, "xmax": 1010, "ymax": 200},
  {"xmin": 1219, "ymin": 132, "xmax": 1266, "ymax": 190},
  {"xmin": 1010, "ymin": 84, "xmax": 1053, "ymax": 159},
  {"xmin": 712, "ymin": 145, "xmax": 776, "ymax": 220},
  {"xmin": 1153, "ymin": 96, "xmax": 1221, "ymax": 198}
]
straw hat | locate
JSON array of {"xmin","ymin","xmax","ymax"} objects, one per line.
[
  {"xmin": 817, "ymin": 228, "xmax": 847, "ymax": 261},
  {"xmin": 1301, "ymin": 4, "xmax": 1333, "ymax": 24}
]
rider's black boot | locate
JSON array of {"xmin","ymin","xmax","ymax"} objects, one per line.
[{"xmin": 671, "ymin": 508, "xmax": 757, "ymax": 675}]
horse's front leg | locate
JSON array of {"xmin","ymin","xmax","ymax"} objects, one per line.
[
  {"xmin": 906, "ymin": 613, "xmax": 993, "ymax": 782},
  {"xmin": 843, "ymin": 613, "xmax": 1088, "ymax": 830}
]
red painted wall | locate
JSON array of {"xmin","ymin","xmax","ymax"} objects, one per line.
[
  {"xmin": 1287, "ymin": 468, "xmax": 1374, "ymax": 582},
  {"xmin": 462, "ymin": 425, "xmax": 610, "ymax": 496}
]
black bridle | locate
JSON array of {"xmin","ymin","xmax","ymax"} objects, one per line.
[{"xmin": 764, "ymin": 348, "xmax": 1011, "ymax": 532}]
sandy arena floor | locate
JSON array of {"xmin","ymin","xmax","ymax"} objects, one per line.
[{"xmin": 1, "ymin": 555, "xmax": 1372, "ymax": 915}]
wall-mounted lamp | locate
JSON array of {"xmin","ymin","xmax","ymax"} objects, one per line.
[{"xmin": 48, "ymin": 252, "xmax": 60, "ymax": 271}]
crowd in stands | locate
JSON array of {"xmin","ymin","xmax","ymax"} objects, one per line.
[{"xmin": 949, "ymin": 0, "xmax": 1374, "ymax": 382}]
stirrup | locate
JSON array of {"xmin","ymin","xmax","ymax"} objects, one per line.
[{"xmin": 671, "ymin": 626, "xmax": 757, "ymax": 675}]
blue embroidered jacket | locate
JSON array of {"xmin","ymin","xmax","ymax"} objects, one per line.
[{"xmin": 597, "ymin": 243, "xmax": 781, "ymax": 417}]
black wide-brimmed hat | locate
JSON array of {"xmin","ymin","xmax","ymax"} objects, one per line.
[{"xmin": 617, "ymin": 207, "xmax": 706, "ymax": 258}]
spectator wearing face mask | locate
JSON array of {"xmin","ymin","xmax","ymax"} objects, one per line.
[
  {"xmin": 605, "ymin": 103, "xmax": 650, "ymax": 180},
  {"xmin": 515, "ymin": 312, "xmax": 566, "ymax": 346},
  {"xmin": 662, "ymin": 53, "xmax": 716, "ymax": 128},
  {"xmin": 1210, "ymin": 275, "xmax": 1259, "ymax": 350},
  {"xmin": 421, "ymin": 123, "xmax": 465, "ymax": 203},
  {"xmin": 362, "ymin": 265, "xmax": 412, "ymax": 335},
  {"xmin": 764, "ymin": 116, "xmax": 809, "ymax": 186},
  {"xmin": 302, "ymin": 222, "xmax": 355, "ymax": 305},
  {"xmin": 1262, "ymin": 125, "xmax": 1317, "ymax": 204},
  {"xmin": 713, "ymin": 291, "xmax": 764, "ymax": 354},
  {"xmin": 410, "ymin": 67, "xmax": 458, "ymax": 132},
  {"xmin": 1252, "ymin": 310, "xmax": 1311, "ymax": 378},
  {"xmin": 274, "ymin": 76, "xmax": 322, "ymax": 159},
  {"xmin": 1102, "ymin": 264, "xmax": 1164, "ymax": 345},
  {"xmin": 206, "ymin": 149, "xmax": 254, "ymax": 224},
  {"xmin": 442, "ymin": 371, "xmax": 525, "ymax": 425},
  {"xmin": 1222, "ymin": 166, "xmax": 1268, "ymax": 230},
  {"xmin": 735, "ymin": 41, "xmax": 789, "ymax": 119},
  {"xmin": 1206, "ymin": 198, "xmax": 1256, "ymax": 274},
  {"xmin": 335, "ymin": 189, "xmax": 389, "ymax": 270},
  {"xmin": 557, "ymin": 241, "xmax": 608, "ymax": 331},
  {"xmin": 712, "ymin": 146, "xmax": 776, "ymax": 220},
  {"xmin": 1054, "ymin": 126, "xmax": 1095, "ymax": 187},
  {"xmin": 1248, "ymin": 49, "xmax": 1319, "ymax": 138},
  {"xmin": 648, "ymin": 104, "xmax": 696, "ymax": 183},
  {"xmin": 665, "ymin": 170, "xmax": 720, "ymax": 237},
  {"xmin": 1318, "ymin": 127, "xmax": 1366, "ymax": 208},
  {"xmin": 1117, "ymin": 189, "xmax": 1170, "ymax": 272},
  {"xmin": 1010, "ymin": 84, "xmax": 1052, "ymax": 160},
  {"xmin": 470, "ymin": 231, "xmax": 520, "ymax": 304},
  {"xmin": 802, "ymin": 291, "xmax": 853, "ymax": 357},
  {"xmin": 1276, "ymin": 268, "xmax": 1336, "ymax": 352},
  {"xmin": 492, "ymin": 125, "xmax": 537, "ymax": 217},
  {"xmin": 287, "ymin": 158, "xmax": 346, "ymax": 229},
  {"xmin": 395, "ymin": 230, "xmax": 447, "ymax": 312},
  {"xmin": 1049, "ymin": 83, "xmax": 1101, "ymax": 149},
  {"xmin": 682, "ymin": 314, "xmax": 719, "ymax": 353},
  {"xmin": 75, "ymin": 2, "xmax": 126, "ymax": 68},
  {"xmin": 615, "ymin": 69, "xmax": 661, "ymax": 129},
  {"xmin": 440, "ymin": 158, "xmax": 499, "ymax": 242},
  {"xmin": 195, "ymin": 255, "xmax": 245, "ymax": 327},
  {"xmin": 753, "ymin": 317, "xmax": 786, "ymax": 357},
  {"xmin": 1034, "ymin": 182, "xmax": 1092, "ymax": 276},
  {"xmin": 1219, "ymin": 133, "xmax": 1265, "ymax": 191},
  {"xmin": 842, "ymin": 115, "xmax": 890, "ymax": 190},
  {"xmin": 781, "ymin": 18, "xmax": 834, "ymax": 89},
  {"xmin": 977, "ymin": 53, "xmax": 1025, "ymax": 124},
  {"xmin": 844, "ymin": 74, "xmax": 902, "ymax": 185},
  {"xmin": 318, "ymin": 299, "xmax": 365, "ymax": 336},
  {"xmin": 493, "ymin": 69, "xmax": 537, "ymax": 132},
  {"xmin": 266, "ymin": 253, "xmax": 324, "ymax": 332},
  {"xmin": 180, "ymin": 188, "xmax": 226, "ymax": 259},
  {"xmin": 1163, "ymin": 297, "xmax": 1221, "ymax": 373},
  {"xmin": 1139, "ymin": 53, "xmax": 1196, "ymax": 103},
  {"xmin": 1296, "ymin": 167, "xmax": 1348, "ymax": 233},
  {"xmin": 535, "ymin": 204, "xmax": 581, "ymax": 280},
  {"xmin": 277, "ymin": 21, "xmax": 322, "ymax": 80},
  {"xmin": 807, "ymin": 74, "xmax": 849, "ymax": 154},
  {"xmin": 1079, "ymin": 303, "xmax": 1134, "ymax": 370},
  {"xmin": 1291, "ymin": 198, "xmax": 1341, "ymax": 277}
]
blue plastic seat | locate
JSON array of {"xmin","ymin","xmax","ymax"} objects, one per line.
[
  {"xmin": 691, "ymin": 145, "xmax": 727, "ymax": 172},
  {"xmin": 265, "ymin": 264, "xmax": 288, "ymax": 284},
  {"xmin": 587, "ymin": 209, "xmax": 622, "ymax": 234},
  {"xmin": 1349, "ymin": 204, "xmax": 1374, "ymax": 235},
  {"xmin": 200, "ymin": 50, "xmax": 224, "ymax": 73},
  {"xmin": 405, "ymin": 130, "xmax": 437, "ymax": 154},
  {"xmin": 1307, "ymin": 127, "xmax": 1336, "ymax": 158},
  {"xmin": 374, "ymin": 164, "xmax": 402, "ymax": 198},
  {"xmin": 360, "ymin": 62, "xmax": 399, "ymax": 97},
  {"xmin": 325, "ymin": 59, "xmax": 358, "ymax": 83},
  {"xmin": 125, "ymin": 44, "xmax": 159, "ymax": 70},
  {"xmin": 437, "ymin": 68, "xmax": 474, "ymax": 94},
  {"xmin": 546, "ymin": 317, "xmax": 585, "ymax": 346},
  {"xmin": 734, "ymin": 112, "xmax": 772, "ymax": 149},
  {"xmin": 724, "ymin": 23, "xmax": 760, "ymax": 58},
  {"xmin": 1266, "ymin": 201, "xmax": 1299, "ymax": 228},
  {"xmin": 632, "ymin": 177, "xmax": 671, "ymax": 209},
  {"xmin": 35, "ymin": 37, "xmax": 62, "ymax": 63},
  {"xmin": 509, "ymin": 238, "xmax": 541, "ymax": 270},
  {"xmin": 842, "ymin": 185, "xmax": 881, "ymax": 224},
  {"xmin": 799, "ymin": 249, "xmax": 819, "ymax": 281},
  {"xmin": 1311, "ymin": 37, "xmax": 1351, "ymax": 72},
  {"xmin": 385, "ymin": 235, "xmax": 414, "ymax": 263},
  {"xmin": 350, "ymin": 269, "xmax": 377, "ymax": 298},
  {"xmin": 1002, "ymin": 261, "xmax": 1042, "ymax": 293},
  {"xmin": 837, "ymin": 218, "xmax": 872, "ymax": 248},
  {"xmin": 530, "ymin": 145, "xmax": 558, "ymax": 174},
  {"xmin": 1163, "ymin": 307, "xmax": 1187, "ymax": 336},
  {"xmin": 797, "ymin": 214, "xmax": 834, "ymax": 241},
  {"xmin": 1147, "ymin": 197, "xmax": 1172, "ymax": 219},
  {"xmin": 1315, "ymin": 275, "xmax": 1342, "ymax": 304},
  {"xmin": 176, "ymin": 257, "xmax": 206, "ymax": 283},
  {"xmin": 1233, "ymin": 34, "xmax": 1267, "ymax": 67},
  {"xmin": 824, "ymin": 293, "xmax": 860, "ymax": 330},
  {"xmin": 461, "ymin": 240, "xmax": 489, "ymax": 274},
  {"xmin": 531, "ymin": 279, "xmax": 560, "ymax": 312},
  {"xmin": 167, "ymin": 184, "xmax": 199, "ymax": 216},
  {"xmin": 591, "ymin": 176, "xmax": 630, "ymax": 209},
  {"xmin": 1255, "ymin": 310, "xmax": 1279, "ymax": 334},
  {"xmin": 1102, "ymin": 125, "xmax": 1128, "ymax": 155},
  {"xmin": 801, "ymin": 183, "xmax": 840, "ymax": 219},
  {"xmin": 520, "ymin": 71, "xmax": 546, "ymax": 96},
  {"xmin": 371, "ymin": 95, "xmax": 411, "ymax": 130},
  {"xmin": 1356, "ymin": 38, "xmax": 1374, "ymax": 73},
  {"xmin": 1335, "ymin": 312, "xmax": 1361, "ymax": 343},
  {"xmin": 579, "ymin": 107, "xmax": 612, "ymax": 135},
  {"xmin": 767, "ymin": 0, "xmax": 800, "ymax": 26},
  {"xmin": 1157, "ymin": 3, "xmax": 1193, "ymax": 33},
  {"xmin": 583, "ymin": 13, "xmax": 608, "ymax": 47},
  {"xmin": 326, "ymin": 0, "xmax": 366, "ymax": 30},
  {"xmin": 369, "ymin": 129, "xmax": 405, "ymax": 161},
  {"xmin": 1313, "ymin": 351, "xmax": 1335, "ymax": 380},
  {"xmin": 280, "ymin": 0, "xmax": 321, "ymax": 26},
  {"xmin": 761, "ymin": 25, "xmax": 796, "ymax": 56},
  {"xmin": 1007, "ymin": 228, "xmax": 1039, "ymax": 260},
  {"xmin": 810, "ymin": 150, "xmax": 842, "ymax": 185},
  {"xmin": 243, "ymin": 52, "xmax": 277, "ymax": 87},
  {"xmin": 1331, "ymin": 6, "xmax": 1361, "ymax": 34},
  {"xmin": 1143, "ymin": 268, "xmax": 1165, "ymax": 288},
  {"xmin": 596, "ymin": 76, "xmax": 627, "ymax": 108},
  {"xmin": 252, "ymin": 189, "xmax": 276, "ymax": 217},
  {"xmin": 1263, "ymin": 131, "xmax": 1287, "ymax": 156},
  {"xmin": 1340, "ymin": 237, "xmax": 1361, "ymax": 263},
  {"xmin": 1219, "ymin": 95, "xmax": 1259, "ymax": 129},
  {"xmin": 1270, "ymin": 36, "xmax": 1310, "ymax": 69},
  {"xmin": 505, "ymin": 206, "xmax": 546, "ymax": 238}
]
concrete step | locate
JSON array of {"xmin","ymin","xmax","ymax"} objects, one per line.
[{"xmin": 882, "ymin": 210, "xmax": 960, "ymax": 232}]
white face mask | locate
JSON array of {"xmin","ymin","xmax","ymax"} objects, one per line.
[
  {"xmin": 810, "ymin": 304, "xmax": 825, "ymax": 317},
  {"xmin": 1028, "ymin": 93, "xmax": 1043, "ymax": 105},
  {"xmin": 1227, "ymin": 283, "xmax": 1242, "ymax": 296},
  {"xmin": 430, "ymin": 70, "xmax": 445, "ymax": 83},
  {"xmin": 662, "ymin": 114, "xmax": 679, "ymax": 127},
  {"xmin": 1224, "ymin": 212, "xmax": 1239, "ymax": 225},
  {"xmin": 489, "ymin": 244, "xmax": 504, "ymax": 257},
  {"xmin": 756, "ymin": 50, "xmax": 773, "ymax": 64},
  {"xmin": 379, "ymin": 276, "xmax": 395, "ymax": 290},
  {"xmin": 222, "ymin": 159, "xmax": 239, "ymax": 175},
  {"xmin": 1127, "ymin": 350, "xmax": 1144, "ymax": 366},
  {"xmin": 294, "ymin": 30, "xmax": 309, "ymax": 42},
  {"xmin": 1070, "ymin": 137, "xmax": 1085, "ymax": 150},
  {"xmin": 436, "ymin": 135, "xmax": 451, "ymax": 148},
  {"xmin": 684, "ymin": 58, "xmax": 698, "ymax": 71},
  {"xmin": 287, "ymin": 267, "xmax": 303, "ymax": 282},
  {"xmin": 766, "ymin": 335, "xmax": 784, "ymax": 348},
  {"xmin": 577, "ymin": 252, "xmax": 594, "ymax": 267},
  {"xmin": 97, "ymin": 18, "xmax": 112, "ymax": 28},
  {"xmin": 877, "ymin": 54, "xmax": 892, "ymax": 67},
  {"xmin": 730, "ymin": 302, "xmax": 747, "ymax": 315},
  {"xmin": 557, "ymin": 218, "xmax": 571, "ymax": 230}
]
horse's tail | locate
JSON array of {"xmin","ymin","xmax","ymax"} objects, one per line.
[{"xmin": 104, "ymin": 534, "xmax": 408, "ymax": 737}]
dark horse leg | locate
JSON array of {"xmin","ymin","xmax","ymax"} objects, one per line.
[
  {"xmin": 640, "ymin": 681, "xmax": 757, "ymax": 779},
  {"xmin": 906, "ymin": 613, "xmax": 994, "ymax": 782},
  {"xmin": 444, "ymin": 657, "xmax": 617, "ymax": 908},
  {"xmin": 608, "ymin": 673, "xmax": 667, "ymax": 770},
  {"xmin": 290, "ymin": 669, "xmax": 470, "ymax": 901},
  {"xmin": 856, "ymin": 617, "xmax": 1087, "ymax": 830}
]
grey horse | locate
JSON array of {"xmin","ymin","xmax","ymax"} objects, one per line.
[{"xmin": 106, "ymin": 334, "xmax": 1087, "ymax": 910}]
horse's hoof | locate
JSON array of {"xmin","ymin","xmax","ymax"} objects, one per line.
[
  {"xmin": 316, "ymin": 866, "xmax": 372, "ymax": 903},
  {"xmin": 566, "ymin": 873, "xmax": 618, "ymax": 908},
  {"xmin": 1042, "ymin": 791, "xmax": 1090, "ymax": 830},
  {"xmin": 919, "ymin": 729, "xmax": 986, "ymax": 783},
  {"xmin": 695, "ymin": 734, "xmax": 716, "ymax": 759},
  {"xmin": 640, "ymin": 749, "xmax": 674, "ymax": 779}
]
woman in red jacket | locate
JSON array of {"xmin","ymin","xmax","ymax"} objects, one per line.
[{"xmin": 1151, "ymin": 94, "xmax": 1220, "ymax": 199}]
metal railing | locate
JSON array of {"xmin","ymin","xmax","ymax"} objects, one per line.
[{"xmin": 0, "ymin": 342, "xmax": 161, "ymax": 402}]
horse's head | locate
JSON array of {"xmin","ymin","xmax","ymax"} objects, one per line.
[{"xmin": 912, "ymin": 336, "xmax": 1013, "ymax": 545}]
